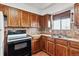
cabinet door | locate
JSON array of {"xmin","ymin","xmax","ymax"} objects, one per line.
[
  {"xmin": 41, "ymin": 39, "xmax": 46, "ymax": 51},
  {"xmin": 32, "ymin": 39, "xmax": 40, "ymax": 54},
  {"xmin": 69, "ymin": 47, "xmax": 79, "ymax": 56},
  {"xmin": 47, "ymin": 41, "xmax": 55, "ymax": 56},
  {"xmin": 41, "ymin": 36, "xmax": 47, "ymax": 52},
  {"xmin": 21, "ymin": 11, "xmax": 30, "ymax": 27},
  {"xmin": 0, "ymin": 4, "xmax": 9, "ymax": 15},
  {"xmin": 0, "ymin": 4, "xmax": 4, "ymax": 12},
  {"xmin": 30, "ymin": 13, "xmax": 38, "ymax": 27},
  {"xmin": 56, "ymin": 44, "xmax": 68, "ymax": 56},
  {"xmin": 39, "ymin": 15, "xmax": 51, "ymax": 28},
  {"xmin": 39, "ymin": 16, "xmax": 45, "ymax": 28},
  {"xmin": 8, "ymin": 7, "xmax": 21, "ymax": 27},
  {"xmin": 36, "ymin": 15, "xmax": 40, "ymax": 28},
  {"xmin": 44, "ymin": 16, "xmax": 48, "ymax": 28},
  {"xmin": 74, "ymin": 4, "xmax": 79, "ymax": 27}
]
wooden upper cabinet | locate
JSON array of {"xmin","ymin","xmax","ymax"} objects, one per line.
[
  {"xmin": 36, "ymin": 15, "xmax": 40, "ymax": 28},
  {"xmin": 21, "ymin": 11, "xmax": 30, "ymax": 27},
  {"xmin": 39, "ymin": 16, "xmax": 44, "ymax": 28},
  {"xmin": 0, "ymin": 4, "xmax": 9, "ymax": 15},
  {"xmin": 8, "ymin": 7, "xmax": 21, "ymax": 27},
  {"xmin": 0, "ymin": 4, "xmax": 5, "ymax": 13},
  {"xmin": 44, "ymin": 16, "xmax": 48, "ymax": 28},
  {"xmin": 39, "ymin": 14, "xmax": 51, "ymax": 28},
  {"xmin": 74, "ymin": 3, "xmax": 79, "ymax": 28},
  {"xmin": 30, "ymin": 13, "xmax": 39, "ymax": 27}
]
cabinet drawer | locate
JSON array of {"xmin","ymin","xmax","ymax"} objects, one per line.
[
  {"xmin": 69, "ymin": 41, "xmax": 79, "ymax": 49},
  {"xmin": 56, "ymin": 39, "xmax": 68, "ymax": 46}
]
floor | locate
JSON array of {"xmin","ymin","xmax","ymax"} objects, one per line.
[{"xmin": 32, "ymin": 51, "xmax": 49, "ymax": 56}]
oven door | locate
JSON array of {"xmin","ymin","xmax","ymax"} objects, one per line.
[{"xmin": 8, "ymin": 39, "xmax": 31, "ymax": 56}]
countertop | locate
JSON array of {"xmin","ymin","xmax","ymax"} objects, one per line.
[{"xmin": 30, "ymin": 34, "xmax": 79, "ymax": 42}]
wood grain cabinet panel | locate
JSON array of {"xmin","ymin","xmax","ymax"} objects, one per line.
[
  {"xmin": 40, "ymin": 36, "xmax": 48, "ymax": 52},
  {"xmin": 44, "ymin": 15, "xmax": 51, "ymax": 28},
  {"xmin": 47, "ymin": 41, "xmax": 55, "ymax": 56},
  {"xmin": 30, "ymin": 13, "xmax": 39, "ymax": 27},
  {"xmin": 39, "ymin": 15, "xmax": 51, "ymax": 28},
  {"xmin": 74, "ymin": 3, "xmax": 79, "ymax": 28},
  {"xmin": 21, "ymin": 11, "xmax": 30, "ymax": 27},
  {"xmin": 0, "ymin": 4, "xmax": 5, "ymax": 13},
  {"xmin": 56, "ymin": 44, "xmax": 68, "ymax": 56},
  {"xmin": 0, "ymin": 4, "xmax": 9, "ymax": 15},
  {"xmin": 69, "ymin": 41, "xmax": 79, "ymax": 49},
  {"xmin": 8, "ymin": 8, "xmax": 21, "ymax": 27},
  {"xmin": 39, "ymin": 16, "xmax": 45, "ymax": 28},
  {"xmin": 56, "ymin": 39, "xmax": 68, "ymax": 46},
  {"xmin": 69, "ymin": 47, "xmax": 79, "ymax": 56},
  {"xmin": 69, "ymin": 41, "xmax": 79, "ymax": 56},
  {"xmin": 32, "ymin": 39, "xmax": 40, "ymax": 54}
]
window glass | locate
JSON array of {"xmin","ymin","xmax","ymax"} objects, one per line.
[
  {"xmin": 53, "ymin": 19, "xmax": 61, "ymax": 30},
  {"xmin": 61, "ymin": 18, "xmax": 71, "ymax": 30}
]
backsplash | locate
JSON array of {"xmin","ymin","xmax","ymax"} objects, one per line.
[
  {"xmin": 26, "ymin": 28, "xmax": 40, "ymax": 35},
  {"xmin": 6, "ymin": 28, "xmax": 41, "ymax": 35},
  {"xmin": 6, "ymin": 25, "xmax": 79, "ymax": 39}
]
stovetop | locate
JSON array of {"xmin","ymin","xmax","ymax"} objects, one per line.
[{"xmin": 8, "ymin": 35, "xmax": 32, "ymax": 42}]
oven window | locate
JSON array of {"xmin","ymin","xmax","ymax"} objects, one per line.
[{"xmin": 15, "ymin": 43, "xmax": 27, "ymax": 50}]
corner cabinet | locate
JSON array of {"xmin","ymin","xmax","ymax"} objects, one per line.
[
  {"xmin": 8, "ymin": 7, "xmax": 22, "ymax": 27},
  {"xmin": 74, "ymin": 3, "xmax": 79, "ymax": 28},
  {"xmin": 39, "ymin": 15, "xmax": 51, "ymax": 28},
  {"xmin": 40, "ymin": 36, "xmax": 48, "ymax": 52},
  {"xmin": 32, "ymin": 39, "xmax": 41, "ymax": 54}
]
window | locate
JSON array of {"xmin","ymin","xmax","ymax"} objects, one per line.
[
  {"xmin": 53, "ymin": 19, "xmax": 61, "ymax": 30},
  {"xmin": 61, "ymin": 18, "xmax": 71, "ymax": 30},
  {"xmin": 52, "ymin": 10, "xmax": 71, "ymax": 30}
]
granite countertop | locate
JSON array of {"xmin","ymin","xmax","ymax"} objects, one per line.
[{"xmin": 30, "ymin": 34, "xmax": 79, "ymax": 42}]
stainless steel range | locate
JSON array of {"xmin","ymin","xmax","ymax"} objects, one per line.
[{"xmin": 7, "ymin": 30, "xmax": 32, "ymax": 56}]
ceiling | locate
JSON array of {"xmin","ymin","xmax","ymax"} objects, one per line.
[{"xmin": 26, "ymin": 3, "xmax": 55, "ymax": 10}]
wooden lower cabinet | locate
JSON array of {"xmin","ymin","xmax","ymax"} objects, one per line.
[
  {"xmin": 40, "ymin": 36, "xmax": 47, "ymax": 52},
  {"xmin": 55, "ymin": 44, "xmax": 68, "ymax": 56},
  {"xmin": 69, "ymin": 47, "xmax": 79, "ymax": 56},
  {"xmin": 32, "ymin": 39, "xmax": 40, "ymax": 54},
  {"xmin": 47, "ymin": 41, "xmax": 55, "ymax": 56},
  {"xmin": 32, "ymin": 36, "xmax": 79, "ymax": 56}
]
